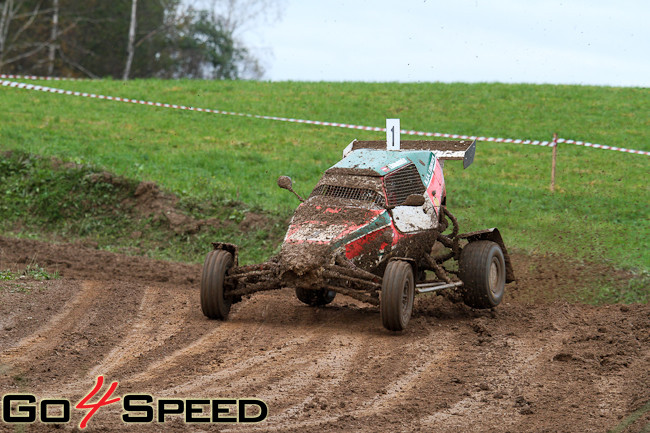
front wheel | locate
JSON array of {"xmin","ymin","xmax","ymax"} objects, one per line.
[
  {"xmin": 381, "ymin": 260, "xmax": 415, "ymax": 331},
  {"xmin": 459, "ymin": 240, "xmax": 506, "ymax": 309},
  {"xmin": 295, "ymin": 287, "xmax": 336, "ymax": 306},
  {"xmin": 201, "ymin": 250, "xmax": 233, "ymax": 320}
]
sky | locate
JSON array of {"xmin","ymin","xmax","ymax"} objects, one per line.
[{"xmin": 236, "ymin": 0, "xmax": 650, "ymax": 86}]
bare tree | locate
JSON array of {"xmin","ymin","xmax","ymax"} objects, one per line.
[
  {"xmin": 123, "ymin": 0, "xmax": 138, "ymax": 80},
  {"xmin": 0, "ymin": 1, "xmax": 14, "ymax": 69},
  {"xmin": 0, "ymin": 0, "xmax": 27, "ymax": 71},
  {"xmin": 46, "ymin": 0, "xmax": 58, "ymax": 75},
  {"xmin": 0, "ymin": 0, "xmax": 54, "ymax": 72}
]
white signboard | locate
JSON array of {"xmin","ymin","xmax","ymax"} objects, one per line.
[{"xmin": 386, "ymin": 118, "xmax": 400, "ymax": 150}]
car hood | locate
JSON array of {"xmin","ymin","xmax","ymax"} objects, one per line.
[
  {"xmin": 284, "ymin": 200, "xmax": 390, "ymax": 246},
  {"xmin": 279, "ymin": 199, "xmax": 391, "ymax": 272}
]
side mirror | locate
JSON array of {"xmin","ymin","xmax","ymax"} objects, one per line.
[
  {"xmin": 277, "ymin": 175, "xmax": 293, "ymax": 190},
  {"xmin": 403, "ymin": 194, "xmax": 425, "ymax": 206},
  {"xmin": 277, "ymin": 176, "xmax": 304, "ymax": 202}
]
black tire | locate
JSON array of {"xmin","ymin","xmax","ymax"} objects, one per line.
[
  {"xmin": 201, "ymin": 250, "xmax": 233, "ymax": 320},
  {"xmin": 459, "ymin": 240, "xmax": 506, "ymax": 309},
  {"xmin": 381, "ymin": 260, "xmax": 415, "ymax": 331},
  {"xmin": 295, "ymin": 287, "xmax": 336, "ymax": 306}
]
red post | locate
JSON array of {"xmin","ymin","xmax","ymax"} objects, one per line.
[{"xmin": 550, "ymin": 133, "xmax": 558, "ymax": 192}]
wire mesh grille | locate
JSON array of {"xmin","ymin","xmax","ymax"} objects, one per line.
[
  {"xmin": 310, "ymin": 184, "xmax": 384, "ymax": 205},
  {"xmin": 383, "ymin": 164, "xmax": 426, "ymax": 207}
]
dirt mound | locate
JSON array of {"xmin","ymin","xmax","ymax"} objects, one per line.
[
  {"xmin": 0, "ymin": 236, "xmax": 200, "ymax": 285},
  {"xmin": 0, "ymin": 237, "xmax": 648, "ymax": 432},
  {"xmin": 124, "ymin": 180, "xmax": 201, "ymax": 235}
]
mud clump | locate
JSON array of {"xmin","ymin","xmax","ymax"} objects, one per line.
[
  {"xmin": 553, "ymin": 352, "xmax": 579, "ymax": 362},
  {"xmin": 279, "ymin": 243, "xmax": 329, "ymax": 276},
  {"xmin": 134, "ymin": 180, "xmax": 160, "ymax": 198},
  {"xmin": 514, "ymin": 396, "xmax": 535, "ymax": 415}
]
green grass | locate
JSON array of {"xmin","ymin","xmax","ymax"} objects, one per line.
[
  {"xmin": 0, "ymin": 150, "xmax": 285, "ymax": 264},
  {"xmin": 0, "ymin": 270, "xmax": 16, "ymax": 280},
  {"xmin": 0, "ymin": 79, "xmax": 648, "ymax": 273},
  {"xmin": 0, "ymin": 263, "xmax": 59, "ymax": 293},
  {"xmin": 575, "ymin": 270, "xmax": 650, "ymax": 305},
  {"xmin": 22, "ymin": 264, "xmax": 60, "ymax": 280}
]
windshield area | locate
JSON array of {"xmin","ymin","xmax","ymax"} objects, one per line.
[{"xmin": 309, "ymin": 174, "xmax": 384, "ymax": 205}]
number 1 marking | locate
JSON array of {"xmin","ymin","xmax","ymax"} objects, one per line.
[{"xmin": 386, "ymin": 118, "xmax": 400, "ymax": 150}]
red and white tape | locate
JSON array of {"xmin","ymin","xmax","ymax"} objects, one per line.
[
  {"xmin": 2, "ymin": 78, "xmax": 648, "ymax": 156},
  {"xmin": 0, "ymin": 74, "xmax": 90, "ymax": 81}
]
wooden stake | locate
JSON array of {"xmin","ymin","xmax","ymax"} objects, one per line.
[{"xmin": 550, "ymin": 133, "xmax": 558, "ymax": 192}]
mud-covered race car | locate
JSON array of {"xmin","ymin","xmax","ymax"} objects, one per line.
[{"xmin": 201, "ymin": 138, "xmax": 514, "ymax": 331}]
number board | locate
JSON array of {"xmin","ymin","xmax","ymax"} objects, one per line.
[{"xmin": 386, "ymin": 118, "xmax": 400, "ymax": 150}]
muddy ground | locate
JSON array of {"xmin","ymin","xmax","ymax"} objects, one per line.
[{"xmin": 0, "ymin": 236, "xmax": 648, "ymax": 432}]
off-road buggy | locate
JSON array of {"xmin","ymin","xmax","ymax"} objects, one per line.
[{"xmin": 201, "ymin": 138, "xmax": 514, "ymax": 331}]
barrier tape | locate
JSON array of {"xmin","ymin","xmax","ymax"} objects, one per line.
[
  {"xmin": 0, "ymin": 74, "xmax": 90, "ymax": 81},
  {"xmin": 2, "ymin": 78, "xmax": 648, "ymax": 156}
]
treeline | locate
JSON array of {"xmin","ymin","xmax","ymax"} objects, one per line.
[{"xmin": 0, "ymin": 0, "xmax": 273, "ymax": 79}]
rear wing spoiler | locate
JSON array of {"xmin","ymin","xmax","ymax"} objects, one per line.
[{"xmin": 344, "ymin": 139, "xmax": 476, "ymax": 169}]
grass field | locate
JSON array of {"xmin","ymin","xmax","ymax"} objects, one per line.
[{"xmin": 1, "ymin": 78, "xmax": 648, "ymax": 276}]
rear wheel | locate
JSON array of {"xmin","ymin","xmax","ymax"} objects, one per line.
[
  {"xmin": 295, "ymin": 287, "xmax": 336, "ymax": 306},
  {"xmin": 201, "ymin": 250, "xmax": 233, "ymax": 319},
  {"xmin": 381, "ymin": 260, "xmax": 415, "ymax": 331},
  {"xmin": 459, "ymin": 240, "xmax": 505, "ymax": 309}
]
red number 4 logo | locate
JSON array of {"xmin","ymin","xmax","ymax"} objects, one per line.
[{"xmin": 75, "ymin": 376, "xmax": 121, "ymax": 429}]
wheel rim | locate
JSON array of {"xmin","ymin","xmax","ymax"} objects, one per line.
[
  {"xmin": 401, "ymin": 278, "xmax": 412, "ymax": 318},
  {"xmin": 489, "ymin": 257, "xmax": 500, "ymax": 296}
]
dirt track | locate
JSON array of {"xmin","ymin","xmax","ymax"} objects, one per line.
[{"xmin": 1, "ymin": 236, "xmax": 648, "ymax": 432}]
